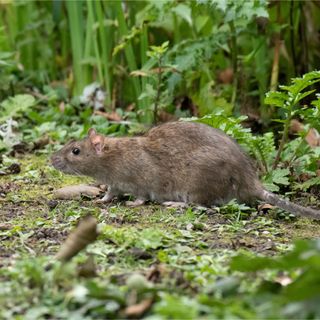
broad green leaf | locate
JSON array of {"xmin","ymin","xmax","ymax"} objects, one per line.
[
  {"xmin": 271, "ymin": 168, "xmax": 290, "ymax": 185},
  {"xmin": 230, "ymin": 254, "xmax": 280, "ymax": 272},
  {"xmin": 0, "ymin": 94, "xmax": 36, "ymax": 122},
  {"xmin": 264, "ymin": 91, "xmax": 288, "ymax": 107},
  {"xmin": 172, "ymin": 4, "xmax": 192, "ymax": 26}
]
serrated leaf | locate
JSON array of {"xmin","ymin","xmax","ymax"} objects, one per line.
[
  {"xmin": 0, "ymin": 94, "xmax": 36, "ymax": 122},
  {"xmin": 282, "ymin": 76, "xmax": 320, "ymax": 96},
  {"xmin": 272, "ymin": 168, "xmax": 290, "ymax": 185},
  {"xmin": 294, "ymin": 89, "xmax": 316, "ymax": 104},
  {"xmin": 264, "ymin": 91, "xmax": 288, "ymax": 107},
  {"xmin": 294, "ymin": 176, "xmax": 320, "ymax": 191},
  {"xmin": 311, "ymin": 98, "xmax": 320, "ymax": 108}
]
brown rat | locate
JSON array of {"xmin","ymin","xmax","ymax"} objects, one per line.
[{"xmin": 51, "ymin": 121, "xmax": 320, "ymax": 219}]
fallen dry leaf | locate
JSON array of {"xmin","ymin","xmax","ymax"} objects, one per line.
[
  {"xmin": 94, "ymin": 110, "xmax": 122, "ymax": 122},
  {"xmin": 275, "ymin": 274, "xmax": 293, "ymax": 286},
  {"xmin": 290, "ymin": 119, "xmax": 304, "ymax": 133},
  {"xmin": 59, "ymin": 101, "xmax": 65, "ymax": 113},
  {"xmin": 0, "ymin": 223, "xmax": 12, "ymax": 231},
  {"xmin": 55, "ymin": 215, "xmax": 98, "ymax": 262},
  {"xmin": 147, "ymin": 263, "xmax": 167, "ymax": 283},
  {"xmin": 290, "ymin": 119, "xmax": 320, "ymax": 147},
  {"xmin": 258, "ymin": 203, "xmax": 275, "ymax": 212},
  {"xmin": 53, "ymin": 185, "xmax": 102, "ymax": 200},
  {"xmin": 299, "ymin": 173, "xmax": 312, "ymax": 182},
  {"xmin": 305, "ymin": 128, "xmax": 320, "ymax": 147},
  {"xmin": 124, "ymin": 298, "xmax": 153, "ymax": 318},
  {"xmin": 129, "ymin": 247, "xmax": 153, "ymax": 260},
  {"xmin": 218, "ymin": 67, "xmax": 233, "ymax": 84}
]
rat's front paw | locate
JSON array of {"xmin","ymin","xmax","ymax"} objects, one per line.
[
  {"xmin": 94, "ymin": 198, "xmax": 111, "ymax": 204},
  {"xmin": 125, "ymin": 199, "xmax": 145, "ymax": 207},
  {"xmin": 95, "ymin": 191, "xmax": 115, "ymax": 203},
  {"xmin": 162, "ymin": 201, "xmax": 188, "ymax": 208}
]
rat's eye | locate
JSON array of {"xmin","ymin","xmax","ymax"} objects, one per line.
[{"xmin": 72, "ymin": 148, "xmax": 80, "ymax": 155}]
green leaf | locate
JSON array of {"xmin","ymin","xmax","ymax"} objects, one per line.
[
  {"xmin": 263, "ymin": 168, "xmax": 290, "ymax": 191},
  {"xmin": 264, "ymin": 91, "xmax": 288, "ymax": 107},
  {"xmin": 284, "ymin": 270, "xmax": 320, "ymax": 301},
  {"xmin": 294, "ymin": 176, "xmax": 320, "ymax": 191},
  {"xmin": 272, "ymin": 168, "xmax": 290, "ymax": 185},
  {"xmin": 294, "ymin": 89, "xmax": 316, "ymax": 104},
  {"xmin": 172, "ymin": 4, "xmax": 193, "ymax": 26},
  {"xmin": 0, "ymin": 94, "xmax": 36, "ymax": 122},
  {"xmin": 230, "ymin": 254, "xmax": 279, "ymax": 272}
]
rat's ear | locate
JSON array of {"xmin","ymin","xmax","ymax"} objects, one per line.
[
  {"xmin": 88, "ymin": 128, "xmax": 97, "ymax": 137},
  {"xmin": 88, "ymin": 128, "xmax": 104, "ymax": 155}
]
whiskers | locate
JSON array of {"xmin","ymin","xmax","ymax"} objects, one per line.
[
  {"xmin": 51, "ymin": 158, "xmax": 83, "ymax": 177},
  {"xmin": 70, "ymin": 167, "xmax": 83, "ymax": 177}
]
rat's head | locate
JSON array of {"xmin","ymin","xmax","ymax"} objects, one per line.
[{"xmin": 51, "ymin": 128, "xmax": 105, "ymax": 177}]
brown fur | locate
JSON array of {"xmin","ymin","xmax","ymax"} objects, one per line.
[{"xmin": 51, "ymin": 121, "xmax": 320, "ymax": 219}]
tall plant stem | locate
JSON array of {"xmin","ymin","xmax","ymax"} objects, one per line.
[
  {"xmin": 95, "ymin": 0, "xmax": 112, "ymax": 105},
  {"xmin": 140, "ymin": 22, "xmax": 152, "ymax": 122},
  {"xmin": 270, "ymin": 2, "xmax": 281, "ymax": 92},
  {"xmin": 270, "ymin": 36, "xmax": 280, "ymax": 92},
  {"xmin": 66, "ymin": 0, "xmax": 89, "ymax": 95},
  {"xmin": 299, "ymin": 1, "xmax": 309, "ymax": 74},
  {"xmin": 272, "ymin": 108, "xmax": 292, "ymax": 169},
  {"xmin": 289, "ymin": 0, "xmax": 297, "ymax": 76},
  {"xmin": 114, "ymin": 2, "xmax": 141, "ymax": 103},
  {"xmin": 229, "ymin": 21, "xmax": 238, "ymax": 107},
  {"xmin": 153, "ymin": 56, "xmax": 162, "ymax": 124}
]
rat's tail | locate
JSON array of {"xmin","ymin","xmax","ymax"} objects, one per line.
[{"xmin": 261, "ymin": 190, "xmax": 320, "ymax": 220}]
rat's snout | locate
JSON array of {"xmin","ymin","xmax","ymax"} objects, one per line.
[
  {"xmin": 50, "ymin": 153, "xmax": 75, "ymax": 175},
  {"xmin": 50, "ymin": 154, "xmax": 65, "ymax": 171}
]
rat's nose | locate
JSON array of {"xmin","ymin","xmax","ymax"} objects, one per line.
[{"xmin": 50, "ymin": 154, "xmax": 62, "ymax": 170}]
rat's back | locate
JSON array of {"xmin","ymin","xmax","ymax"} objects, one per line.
[{"xmin": 143, "ymin": 121, "xmax": 263, "ymax": 205}]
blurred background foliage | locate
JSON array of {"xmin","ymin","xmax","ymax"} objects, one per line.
[{"xmin": 1, "ymin": 0, "xmax": 319, "ymax": 124}]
